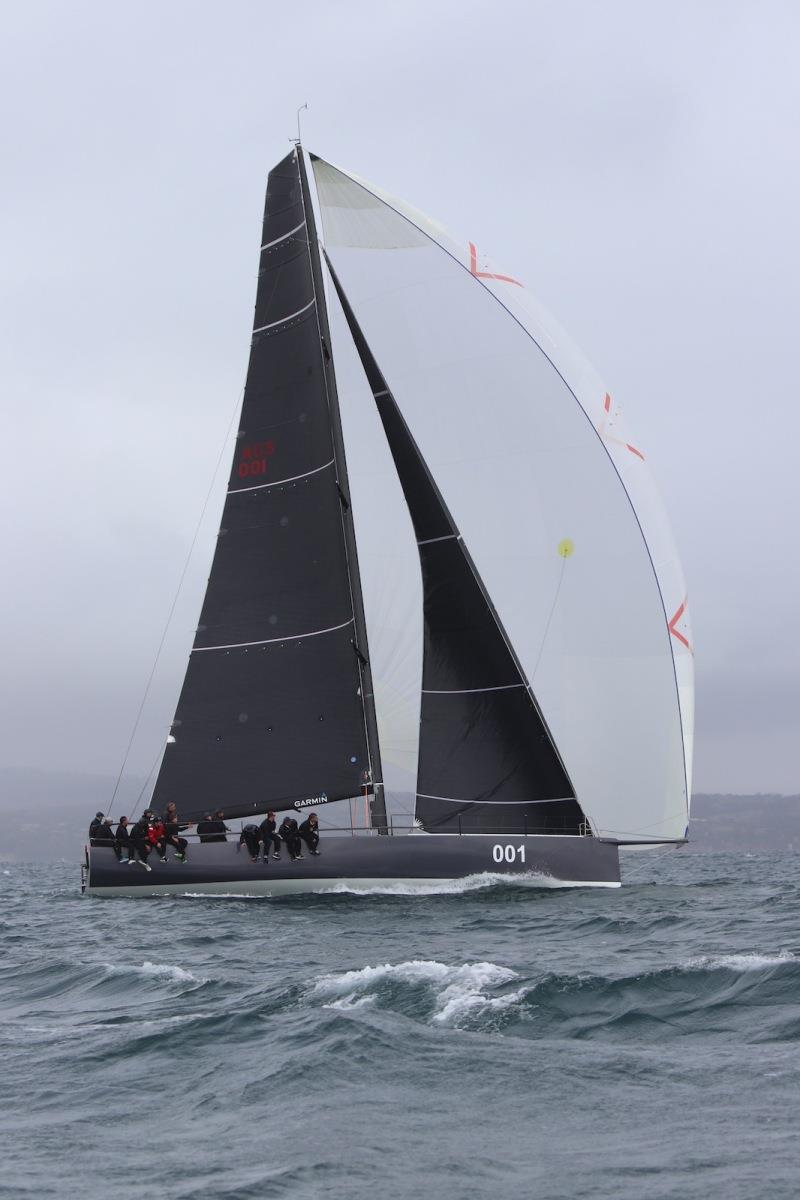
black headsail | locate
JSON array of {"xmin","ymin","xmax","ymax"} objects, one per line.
[
  {"xmin": 325, "ymin": 255, "xmax": 586, "ymax": 836},
  {"xmin": 151, "ymin": 149, "xmax": 385, "ymax": 825}
]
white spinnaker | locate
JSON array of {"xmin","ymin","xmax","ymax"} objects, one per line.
[{"xmin": 312, "ymin": 156, "xmax": 693, "ymax": 841}]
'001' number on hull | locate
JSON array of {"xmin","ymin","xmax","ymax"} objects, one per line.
[{"xmin": 492, "ymin": 844, "xmax": 526, "ymax": 865}]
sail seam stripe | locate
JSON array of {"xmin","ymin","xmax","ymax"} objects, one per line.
[
  {"xmin": 253, "ymin": 298, "xmax": 315, "ymax": 333},
  {"xmin": 416, "ymin": 793, "xmax": 575, "ymax": 805},
  {"xmin": 261, "ymin": 220, "xmax": 306, "ymax": 250},
  {"xmin": 422, "ymin": 684, "xmax": 525, "ymax": 694},
  {"xmin": 417, "ymin": 534, "xmax": 460, "ymax": 546},
  {"xmin": 192, "ymin": 619, "xmax": 353, "ymax": 652},
  {"xmin": 227, "ymin": 458, "xmax": 335, "ymax": 494}
]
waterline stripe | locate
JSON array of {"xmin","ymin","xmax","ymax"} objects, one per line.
[
  {"xmin": 228, "ymin": 458, "xmax": 335, "ymax": 495},
  {"xmin": 193, "ymin": 618, "xmax": 354, "ymax": 653},
  {"xmin": 253, "ymin": 297, "xmax": 315, "ymax": 334},
  {"xmin": 261, "ymin": 220, "xmax": 306, "ymax": 251}
]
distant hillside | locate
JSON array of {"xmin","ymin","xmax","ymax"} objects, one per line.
[
  {"xmin": 684, "ymin": 793, "xmax": 800, "ymax": 852},
  {"xmin": 0, "ymin": 768, "xmax": 797, "ymax": 862},
  {"xmin": 0, "ymin": 767, "xmax": 147, "ymax": 864}
]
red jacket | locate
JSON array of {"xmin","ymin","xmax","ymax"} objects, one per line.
[{"xmin": 147, "ymin": 821, "xmax": 166, "ymax": 845}]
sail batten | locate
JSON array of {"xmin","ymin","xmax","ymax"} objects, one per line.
[
  {"xmin": 260, "ymin": 219, "xmax": 306, "ymax": 251},
  {"xmin": 190, "ymin": 618, "xmax": 355, "ymax": 653},
  {"xmin": 227, "ymin": 457, "xmax": 335, "ymax": 495},
  {"xmin": 252, "ymin": 297, "xmax": 316, "ymax": 334},
  {"xmin": 422, "ymin": 684, "xmax": 525, "ymax": 695}
]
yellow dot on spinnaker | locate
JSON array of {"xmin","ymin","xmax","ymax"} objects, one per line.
[{"xmin": 557, "ymin": 538, "xmax": 574, "ymax": 558}]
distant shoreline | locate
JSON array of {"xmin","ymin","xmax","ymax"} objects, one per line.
[{"xmin": 0, "ymin": 767, "xmax": 797, "ymax": 861}]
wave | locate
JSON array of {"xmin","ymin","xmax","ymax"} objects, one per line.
[
  {"xmin": 19, "ymin": 1012, "xmax": 216, "ymax": 1042},
  {"xmin": 306, "ymin": 948, "xmax": 800, "ymax": 1039},
  {"xmin": 178, "ymin": 893, "xmax": 266, "ymax": 900},
  {"xmin": 315, "ymin": 872, "xmax": 567, "ymax": 897},
  {"xmin": 310, "ymin": 959, "xmax": 523, "ymax": 1026},
  {"xmin": 684, "ymin": 951, "xmax": 797, "ymax": 971},
  {"xmin": 103, "ymin": 961, "xmax": 207, "ymax": 984}
]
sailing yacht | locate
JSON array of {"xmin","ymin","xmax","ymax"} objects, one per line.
[{"xmin": 83, "ymin": 144, "xmax": 693, "ymax": 896}]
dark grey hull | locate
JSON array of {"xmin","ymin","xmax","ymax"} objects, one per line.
[{"xmin": 84, "ymin": 834, "xmax": 620, "ymax": 896}]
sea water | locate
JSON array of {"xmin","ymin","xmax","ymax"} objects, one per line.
[{"xmin": 1, "ymin": 851, "xmax": 798, "ymax": 1199}]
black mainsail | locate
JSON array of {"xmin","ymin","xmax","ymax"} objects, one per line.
[
  {"xmin": 151, "ymin": 150, "xmax": 383, "ymax": 824},
  {"xmin": 325, "ymin": 256, "xmax": 586, "ymax": 836}
]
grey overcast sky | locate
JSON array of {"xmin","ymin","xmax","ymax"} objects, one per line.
[{"xmin": 1, "ymin": 0, "xmax": 798, "ymax": 804}]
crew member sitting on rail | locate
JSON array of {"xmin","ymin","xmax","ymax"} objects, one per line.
[
  {"xmin": 163, "ymin": 802, "xmax": 191, "ymax": 861},
  {"xmin": 196, "ymin": 814, "xmax": 215, "ymax": 842},
  {"xmin": 90, "ymin": 816, "xmax": 117, "ymax": 854},
  {"xmin": 240, "ymin": 824, "xmax": 261, "ymax": 862},
  {"xmin": 88, "ymin": 812, "xmax": 106, "ymax": 843},
  {"xmin": 197, "ymin": 812, "xmax": 229, "ymax": 842},
  {"xmin": 259, "ymin": 811, "xmax": 281, "ymax": 860},
  {"xmin": 115, "ymin": 816, "xmax": 132, "ymax": 862},
  {"xmin": 207, "ymin": 810, "xmax": 230, "ymax": 842},
  {"xmin": 298, "ymin": 812, "xmax": 321, "ymax": 856},
  {"xmin": 279, "ymin": 816, "xmax": 303, "ymax": 861},
  {"xmin": 130, "ymin": 812, "xmax": 155, "ymax": 870},
  {"xmin": 148, "ymin": 815, "xmax": 167, "ymax": 861},
  {"xmin": 93, "ymin": 817, "xmax": 119, "ymax": 859}
]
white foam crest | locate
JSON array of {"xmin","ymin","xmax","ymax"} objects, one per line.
[
  {"xmin": 325, "ymin": 995, "xmax": 377, "ymax": 1012},
  {"xmin": 179, "ymin": 892, "xmax": 264, "ymax": 900},
  {"xmin": 686, "ymin": 951, "xmax": 797, "ymax": 972},
  {"xmin": 103, "ymin": 961, "xmax": 207, "ymax": 984},
  {"xmin": 316, "ymin": 872, "xmax": 559, "ymax": 897},
  {"xmin": 313, "ymin": 959, "xmax": 464, "ymax": 997},
  {"xmin": 311, "ymin": 958, "xmax": 521, "ymax": 1025},
  {"xmin": 433, "ymin": 985, "xmax": 528, "ymax": 1025}
]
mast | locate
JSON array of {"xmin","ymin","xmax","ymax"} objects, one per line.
[{"xmin": 296, "ymin": 146, "xmax": 387, "ymax": 834}]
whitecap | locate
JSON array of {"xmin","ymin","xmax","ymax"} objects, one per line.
[
  {"xmin": 686, "ymin": 951, "xmax": 797, "ymax": 972},
  {"xmin": 103, "ymin": 961, "xmax": 207, "ymax": 984},
  {"xmin": 433, "ymin": 985, "xmax": 528, "ymax": 1025},
  {"xmin": 311, "ymin": 958, "xmax": 522, "ymax": 1026},
  {"xmin": 325, "ymin": 995, "xmax": 377, "ymax": 1012}
]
